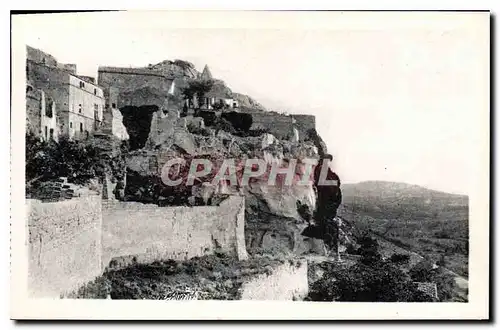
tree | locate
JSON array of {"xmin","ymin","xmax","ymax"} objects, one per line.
[
  {"xmin": 357, "ymin": 233, "xmax": 382, "ymax": 265},
  {"xmin": 181, "ymin": 80, "xmax": 214, "ymax": 109}
]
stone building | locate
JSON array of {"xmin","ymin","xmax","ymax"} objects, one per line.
[
  {"xmin": 97, "ymin": 66, "xmax": 176, "ymax": 109},
  {"xmin": 26, "ymin": 84, "xmax": 58, "ymax": 141},
  {"xmin": 26, "ymin": 46, "xmax": 105, "ymax": 140}
]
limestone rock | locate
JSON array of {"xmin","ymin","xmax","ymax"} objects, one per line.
[{"xmin": 232, "ymin": 93, "xmax": 266, "ymax": 111}]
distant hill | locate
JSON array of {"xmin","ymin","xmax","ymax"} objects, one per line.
[
  {"xmin": 342, "ymin": 180, "xmax": 468, "ymax": 204},
  {"xmin": 341, "ymin": 181, "xmax": 468, "ymax": 223},
  {"xmin": 338, "ymin": 180, "xmax": 469, "ymax": 278}
]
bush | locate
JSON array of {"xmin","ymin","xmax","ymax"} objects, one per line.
[
  {"xmin": 25, "ymin": 132, "xmax": 126, "ymax": 192},
  {"xmin": 213, "ymin": 118, "xmax": 237, "ymax": 135},
  {"xmin": 409, "ymin": 260, "xmax": 434, "ymax": 282},
  {"xmin": 221, "ymin": 112, "xmax": 253, "ymax": 132},
  {"xmin": 212, "ymin": 100, "xmax": 225, "ymax": 111},
  {"xmin": 187, "ymin": 123, "xmax": 212, "ymax": 136},
  {"xmin": 308, "ymin": 260, "xmax": 434, "ymax": 302},
  {"xmin": 356, "ymin": 234, "xmax": 382, "ymax": 265},
  {"xmin": 390, "ymin": 253, "xmax": 411, "ymax": 265}
]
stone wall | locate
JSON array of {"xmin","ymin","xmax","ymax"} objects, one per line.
[
  {"xmin": 100, "ymin": 108, "xmax": 129, "ymax": 140},
  {"xmin": 58, "ymin": 63, "xmax": 77, "ymax": 75},
  {"xmin": 26, "ymin": 46, "xmax": 58, "ymax": 67},
  {"xmin": 250, "ymin": 113, "xmax": 294, "ymax": 139},
  {"xmin": 101, "ymin": 195, "xmax": 248, "ymax": 269},
  {"xmin": 26, "ymin": 194, "xmax": 249, "ymax": 296},
  {"xmin": 26, "ymin": 85, "xmax": 42, "ymax": 136},
  {"xmin": 239, "ymin": 259, "xmax": 308, "ymax": 300},
  {"xmin": 292, "ymin": 115, "xmax": 316, "ymax": 141},
  {"xmin": 27, "ymin": 61, "xmax": 70, "ymax": 136},
  {"xmin": 247, "ymin": 113, "xmax": 316, "ymax": 142},
  {"xmin": 26, "ymin": 196, "xmax": 102, "ymax": 298},
  {"xmin": 97, "ymin": 68, "xmax": 174, "ymax": 109}
]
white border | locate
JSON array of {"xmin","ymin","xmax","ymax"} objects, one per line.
[{"xmin": 9, "ymin": 9, "xmax": 490, "ymax": 320}]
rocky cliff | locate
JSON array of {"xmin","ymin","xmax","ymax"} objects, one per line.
[
  {"xmin": 118, "ymin": 104, "xmax": 346, "ymax": 258},
  {"xmin": 232, "ymin": 93, "xmax": 267, "ymax": 112},
  {"xmin": 99, "ymin": 56, "xmax": 342, "ymax": 258}
]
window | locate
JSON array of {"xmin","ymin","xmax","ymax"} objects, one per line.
[
  {"xmin": 70, "ymin": 122, "xmax": 72, "ymax": 129},
  {"xmin": 44, "ymin": 126, "xmax": 48, "ymax": 140},
  {"xmin": 45, "ymin": 100, "xmax": 53, "ymax": 118},
  {"xmin": 49, "ymin": 128, "xmax": 54, "ymax": 140},
  {"xmin": 94, "ymin": 104, "xmax": 98, "ymax": 111},
  {"xmin": 79, "ymin": 81, "xmax": 85, "ymax": 88},
  {"xmin": 112, "ymin": 103, "xmax": 116, "ymax": 109},
  {"xmin": 80, "ymin": 123, "xmax": 83, "ymax": 132},
  {"xmin": 78, "ymin": 104, "xmax": 82, "ymax": 113},
  {"xmin": 94, "ymin": 88, "xmax": 97, "ymax": 95}
]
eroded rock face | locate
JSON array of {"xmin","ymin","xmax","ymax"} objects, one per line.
[
  {"xmin": 232, "ymin": 93, "xmax": 266, "ymax": 111},
  {"xmin": 122, "ymin": 111, "xmax": 343, "ymax": 257},
  {"xmin": 244, "ymin": 181, "xmax": 320, "ymax": 256}
]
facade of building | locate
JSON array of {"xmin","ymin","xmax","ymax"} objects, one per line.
[
  {"xmin": 66, "ymin": 74, "xmax": 105, "ymax": 140},
  {"xmin": 26, "ymin": 84, "xmax": 58, "ymax": 141},
  {"xmin": 27, "ymin": 51, "xmax": 105, "ymax": 140},
  {"xmin": 97, "ymin": 66, "xmax": 175, "ymax": 110}
]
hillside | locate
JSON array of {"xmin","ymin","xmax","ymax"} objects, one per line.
[{"xmin": 338, "ymin": 181, "xmax": 469, "ymax": 277}]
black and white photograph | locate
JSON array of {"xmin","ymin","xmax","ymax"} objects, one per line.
[{"xmin": 9, "ymin": 10, "xmax": 490, "ymax": 320}]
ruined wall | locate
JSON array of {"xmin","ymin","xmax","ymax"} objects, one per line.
[
  {"xmin": 57, "ymin": 63, "xmax": 77, "ymax": 74},
  {"xmin": 26, "ymin": 46, "xmax": 58, "ymax": 67},
  {"xmin": 292, "ymin": 115, "xmax": 316, "ymax": 141},
  {"xmin": 100, "ymin": 108, "xmax": 129, "ymax": 140},
  {"xmin": 27, "ymin": 61, "xmax": 70, "ymax": 136},
  {"xmin": 27, "ymin": 196, "xmax": 102, "ymax": 298},
  {"xmin": 26, "ymin": 85, "xmax": 42, "ymax": 136},
  {"xmin": 101, "ymin": 196, "xmax": 248, "ymax": 269},
  {"xmin": 97, "ymin": 68, "xmax": 174, "ymax": 108},
  {"xmin": 247, "ymin": 113, "xmax": 316, "ymax": 141},
  {"xmin": 239, "ymin": 260, "xmax": 308, "ymax": 300},
  {"xmin": 249, "ymin": 113, "xmax": 294, "ymax": 139}
]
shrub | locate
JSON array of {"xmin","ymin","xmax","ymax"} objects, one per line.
[
  {"xmin": 186, "ymin": 123, "xmax": 211, "ymax": 136},
  {"xmin": 212, "ymin": 100, "xmax": 225, "ymax": 111},
  {"xmin": 221, "ymin": 112, "xmax": 253, "ymax": 132},
  {"xmin": 409, "ymin": 260, "xmax": 435, "ymax": 282},
  {"xmin": 213, "ymin": 118, "xmax": 237, "ymax": 135},
  {"xmin": 308, "ymin": 260, "xmax": 434, "ymax": 302},
  {"xmin": 25, "ymin": 132, "xmax": 127, "ymax": 196},
  {"xmin": 356, "ymin": 234, "xmax": 382, "ymax": 265},
  {"xmin": 390, "ymin": 253, "xmax": 411, "ymax": 264}
]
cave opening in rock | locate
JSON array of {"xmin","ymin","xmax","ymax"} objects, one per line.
[{"xmin": 120, "ymin": 105, "xmax": 158, "ymax": 150}]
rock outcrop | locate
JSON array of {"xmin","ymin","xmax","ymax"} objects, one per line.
[{"xmin": 232, "ymin": 93, "xmax": 266, "ymax": 111}]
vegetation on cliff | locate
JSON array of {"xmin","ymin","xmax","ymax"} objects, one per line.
[
  {"xmin": 25, "ymin": 132, "xmax": 128, "ymax": 195},
  {"xmin": 69, "ymin": 253, "xmax": 289, "ymax": 300},
  {"xmin": 307, "ymin": 234, "xmax": 436, "ymax": 302}
]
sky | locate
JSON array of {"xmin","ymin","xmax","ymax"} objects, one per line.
[{"xmin": 14, "ymin": 11, "xmax": 489, "ymax": 195}]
